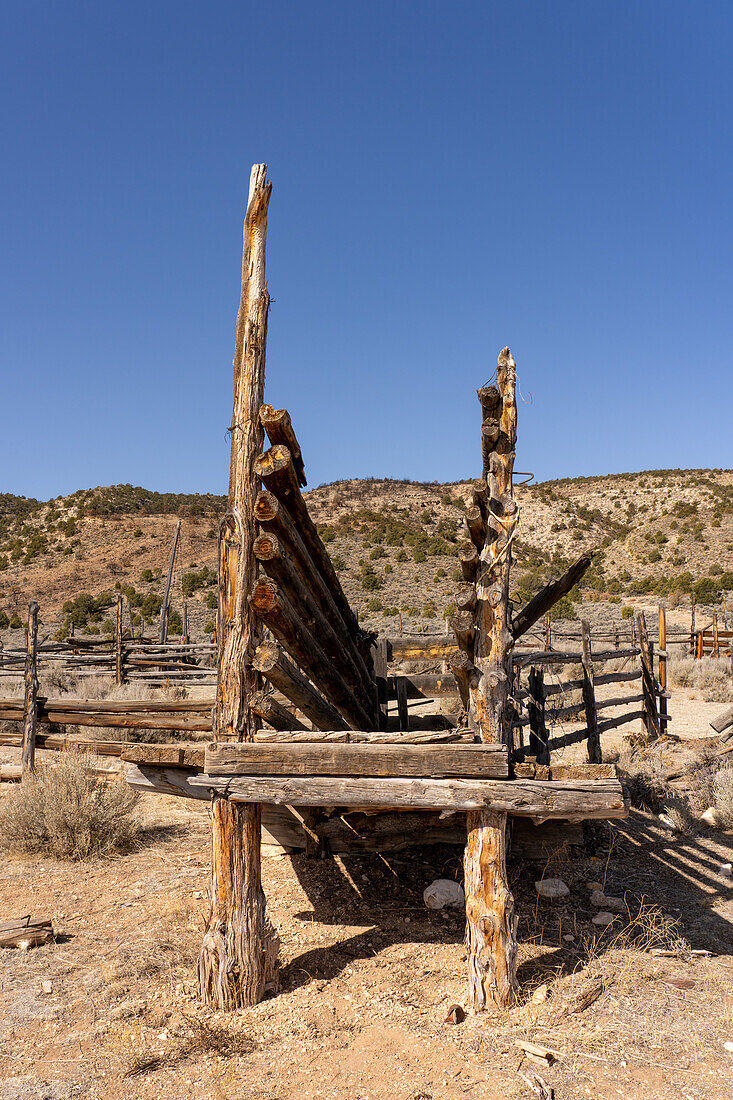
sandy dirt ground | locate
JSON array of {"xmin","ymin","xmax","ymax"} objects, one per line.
[{"xmin": 2, "ymin": 655, "xmax": 733, "ymax": 1100}]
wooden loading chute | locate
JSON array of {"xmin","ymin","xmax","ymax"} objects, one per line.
[{"xmin": 120, "ymin": 163, "xmax": 630, "ymax": 1014}]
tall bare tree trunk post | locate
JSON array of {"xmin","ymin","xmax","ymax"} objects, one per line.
[
  {"xmin": 159, "ymin": 520, "xmax": 182, "ymax": 644},
  {"xmin": 115, "ymin": 595, "xmax": 124, "ymax": 685},
  {"xmin": 464, "ymin": 348, "xmax": 519, "ymax": 1011},
  {"xmin": 22, "ymin": 600, "xmax": 39, "ymax": 777},
  {"xmin": 198, "ymin": 164, "xmax": 279, "ymax": 1009}
]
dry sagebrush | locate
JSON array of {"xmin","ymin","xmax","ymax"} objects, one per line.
[{"xmin": 0, "ymin": 752, "xmax": 140, "ymax": 860}]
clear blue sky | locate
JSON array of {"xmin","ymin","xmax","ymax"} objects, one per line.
[{"xmin": 2, "ymin": 1, "xmax": 731, "ymax": 500}]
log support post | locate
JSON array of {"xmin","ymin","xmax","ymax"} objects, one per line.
[
  {"xmin": 659, "ymin": 605, "xmax": 669, "ymax": 737},
  {"xmin": 115, "ymin": 596, "xmax": 124, "ymax": 685},
  {"xmin": 463, "ymin": 349, "xmax": 520, "ymax": 1011},
  {"xmin": 636, "ymin": 610, "xmax": 660, "ymax": 741},
  {"xmin": 198, "ymin": 164, "xmax": 279, "ymax": 1010},
  {"xmin": 527, "ymin": 666, "xmax": 549, "ymax": 765},
  {"xmin": 22, "ymin": 600, "xmax": 39, "ymax": 777},
  {"xmin": 713, "ymin": 613, "xmax": 720, "ymax": 658},
  {"xmin": 581, "ymin": 619, "xmax": 601, "ymax": 763}
]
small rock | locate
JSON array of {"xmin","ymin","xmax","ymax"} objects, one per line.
[
  {"xmin": 720, "ymin": 863, "xmax": 733, "ymax": 878},
  {"xmin": 586, "ymin": 881, "xmax": 603, "ymax": 892},
  {"xmin": 109, "ymin": 998, "xmax": 143, "ymax": 1021},
  {"xmin": 41, "ymin": 980, "xmax": 53, "ymax": 995},
  {"xmin": 532, "ymin": 983, "xmax": 549, "ymax": 1005},
  {"xmin": 192, "ymin": 891, "xmax": 203, "ymax": 899},
  {"xmin": 701, "ymin": 807, "xmax": 719, "ymax": 827},
  {"xmin": 563, "ymin": 934, "xmax": 575, "ymax": 943},
  {"xmin": 535, "ymin": 878, "xmax": 569, "ymax": 899},
  {"xmin": 590, "ymin": 890, "xmax": 626, "ymax": 913},
  {"xmin": 723, "ymin": 1040, "xmax": 733, "ymax": 1053},
  {"xmin": 592, "ymin": 911, "xmax": 615, "ymax": 926},
  {"xmin": 444, "ymin": 1003, "xmax": 465, "ymax": 1025},
  {"xmin": 423, "ymin": 879, "xmax": 465, "ymax": 910}
]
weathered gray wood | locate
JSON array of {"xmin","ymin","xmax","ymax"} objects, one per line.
[
  {"xmin": 512, "ymin": 552, "xmax": 593, "ymax": 641},
  {"xmin": 199, "ymin": 163, "xmax": 277, "ymax": 1013},
  {"xmin": 204, "ymin": 742, "xmax": 509, "ymax": 778},
  {"xmin": 387, "ymin": 635, "xmax": 458, "ymax": 660},
  {"xmin": 253, "ymin": 531, "xmax": 374, "ymax": 701},
  {"xmin": 458, "ymin": 541, "xmax": 480, "ymax": 582},
  {"xmin": 189, "ymin": 773, "xmax": 628, "ymax": 818},
  {"xmin": 464, "ymin": 504, "xmax": 486, "ymax": 551},
  {"xmin": 252, "ymin": 642, "xmax": 348, "ymax": 731},
  {"xmin": 158, "ymin": 521, "xmax": 181, "ymax": 644},
  {"xmin": 636, "ymin": 611, "xmax": 660, "ymax": 741},
  {"xmin": 126, "ymin": 762, "xmax": 214, "ymax": 801},
  {"xmin": 21, "ymin": 601, "xmax": 39, "ymax": 777},
  {"xmin": 581, "ymin": 620, "xmax": 601, "ymax": 763},
  {"xmin": 527, "ymin": 667, "xmax": 549, "ymax": 765},
  {"xmin": 248, "ymin": 690, "xmax": 308, "ymax": 732},
  {"xmin": 454, "ymin": 582, "xmax": 477, "ymax": 613},
  {"xmin": 711, "ymin": 704, "xmax": 733, "ymax": 735},
  {"xmin": 249, "ymin": 578, "xmax": 374, "ymax": 730},
  {"xmin": 0, "ymin": 916, "xmax": 54, "ymax": 949}
]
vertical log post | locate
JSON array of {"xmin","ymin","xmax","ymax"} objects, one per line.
[
  {"xmin": 636, "ymin": 610, "xmax": 660, "ymax": 741},
  {"xmin": 527, "ymin": 666, "xmax": 549, "ymax": 765},
  {"xmin": 544, "ymin": 613, "xmax": 552, "ymax": 652},
  {"xmin": 159, "ymin": 520, "xmax": 182, "ymax": 643},
  {"xmin": 464, "ymin": 348, "xmax": 519, "ymax": 1011},
  {"xmin": 198, "ymin": 164, "xmax": 279, "ymax": 1010},
  {"xmin": 690, "ymin": 593, "xmax": 696, "ymax": 655},
  {"xmin": 581, "ymin": 619, "xmax": 601, "ymax": 763},
  {"xmin": 658, "ymin": 605, "xmax": 668, "ymax": 737},
  {"xmin": 182, "ymin": 601, "xmax": 189, "ymax": 644},
  {"xmin": 22, "ymin": 600, "xmax": 39, "ymax": 777},
  {"xmin": 713, "ymin": 613, "xmax": 720, "ymax": 658},
  {"xmin": 114, "ymin": 595, "xmax": 124, "ymax": 685},
  {"xmin": 696, "ymin": 631, "xmax": 703, "ymax": 660}
]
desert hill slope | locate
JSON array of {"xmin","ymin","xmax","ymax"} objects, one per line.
[{"xmin": 0, "ymin": 469, "xmax": 731, "ymax": 638}]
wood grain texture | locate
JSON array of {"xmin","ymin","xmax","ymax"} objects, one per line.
[
  {"xmin": 253, "ymin": 642, "xmax": 347, "ymax": 731},
  {"xmin": 21, "ymin": 600, "xmax": 39, "ymax": 776},
  {"xmin": 199, "ymin": 163, "xmax": 276, "ymax": 1011},
  {"xmin": 204, "ymin": 742, "xmax": 509, "ymax": 778},
  {"xmin": 189, "ymin": 773, "xmax": 627, "ymax": 816},
  {"xmin": 259, "ymin": 404, "xmax": 306, "ymax": 486}
]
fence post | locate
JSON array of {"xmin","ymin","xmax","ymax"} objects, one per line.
[
  {"xmin": 713, "ymin": 613, "xmax": 720, "ymax": 658},
  {"xmin": 544, "ymin": 613, "xmax": 552, "ymax": 652},
  {"xmin": 115, "ymin": 596, "xmax": 124, "ymax": 685},
  {"xmin": 527, "ymin": 666, "xmax": 549, "ymax": 764},
  {"xmin": 690, "ymin": 593, "xmax": 696, "ymax": 654},
  {"xmin": 182, "ymin": 601, "xmax": 189, "ymax": 645},
  {"xmin": 22, "ymin": 600, "xmax": 39, "ymax": 777},
  {"xmin": 636, "ymin": 610, "xmax": 660, "ymax": 740},
  {"xmin": 658, "ymin": 605, "xmax": 668, "ymax": 737},
  {"xmin": 581, "ymin": 619, "xmax": 601, "ymax": 762},
  {"xmin": 696, "ymin": 631, "xmax": 703, "ymax": 660}
]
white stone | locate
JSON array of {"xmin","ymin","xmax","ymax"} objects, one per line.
[
  {"xmin": 701, "ymin": 807, "xmax": 719, "ymax": 827},
  {"xmin": 532, "ymin": 983, "xmax": 549, "ymax": 1005},
  {"xmin": 723, "ymin": 1040, "xmax": 733, "ymax": 1053},
  {"xmin": 41, "ymin": 980, "xmax": 53, "ymax": 995},
  {"xmin": 592, "ymin": 911, "xmax": 615, "ymax": 926},
  {"xmin": 423, "ymin": 879, "xmax": 465, "ymax": 910},
  {"xmin": 720, "ymin": 863, "xmax": 733, "ymax": 878},
  {"xmin": 535, "ymin": 878, "xmax": 570, "ymax": 899}
]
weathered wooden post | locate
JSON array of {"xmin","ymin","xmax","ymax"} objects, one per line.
[
  {"xmin": 690, "ymin": 593, "xmax": 696, "ymax": 655},
  {"xmin": 636, "ymin": 610, "xmax": 660, "ymax": 741},
  {"xmin": 581, "ymin": 619, "xmax": 601, "ymax": 763},
  {"xmin": 198, "ymin": 164, "xmax": 279, "ymax": 1009},
  {"xmin": 22, "ymin": 600, "xmax": 39, "ymax": 777},
  {"xmin": 713, "ymin": 613, "xmax": 720, "ymax": 658},
  {"xmin": 114, "ymin": 596, "xmax": 124, "ymax": 685},
  {"xmin": 527, "ymin": 666, "xmax": 549, "ymax": 764},
  {"xmin": 463, "ymin": 348, "xmax": 519, "ymax": 1010},
  {"xmin": 658, "ymin": 605, "xmax": 668, "ymax": 737},
  {"xmin": 159, "ymin": 520, "xmax": 182, "ymax": 644},
  {"xmin": 544, "ymin": 613, "xmax": 552, "ymax": 651}
]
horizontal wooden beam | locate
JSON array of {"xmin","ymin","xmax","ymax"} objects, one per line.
[
  {"xmin": 204, "ymin": 741, "xmax": 508, "ymax": 778},
  {"xmin": 188, "ymin": 773, "xmax": 628, "ymax": 818}
]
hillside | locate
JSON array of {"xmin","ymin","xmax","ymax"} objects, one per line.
[{"xmin": 0, "ymin": 469, "xmax": 731, "ymax": 638}]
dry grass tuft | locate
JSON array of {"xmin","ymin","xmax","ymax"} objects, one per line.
[
  {"xmin": 122, "ymin": 1018, "xmax": 256, "ymax": 1078},
  {"xmin": 0, "ymin": 752, "xmax": 140, "ymax": 860},
  {"xmin": 613, "ymin": 746, "xmax": 667, "ymax": 812},
  {"xmin": 712, "ymin": 766, "xmax": 733, "ymax": 827},
  {"xmin": 667, "ymin": 656, "xmax": 733, "ymax": 703}
]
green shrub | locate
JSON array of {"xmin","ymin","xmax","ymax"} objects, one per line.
[
  {"xmin": 140, "ymin": 568, "xmax": 154, "ymax": 583},
  {"xmin": 206, "ymin": 592, "xmax": 218, "ymax": 609},
  {"xmin": 331, "ymin": 555, "xmax": 347, "ymax": 571},
  {"xmin": 367, "ymin": 598, "xmax": 383, "ymax": 612},
  {"xmin": 204, "ymin": 620, "xmax": 215, "ymax": 634},
  {"xmin": 0, "ymin": 611, "xmax": 8, "ymax": 629},
  {"xmin": 0, "ymin": 555, "xmax": 7, "ymax": 571},
  {"xmin": 9, "ymin": 613, "xmax": 22, "ymax": 629},
  {"xmin": 621, "ymin": 606, "xmax": 633, "ymax": 620},
  {"xmin": 102, "ymin": 619, "xmax": 115, "ymax": 635},
  {"xmin": 369, "ymin": 546, "xmax": 386, "ymax": 560},
  {"xmin": 549, "ymin": 594, "xmax": 577, "ymax": 621},
  {"xmin": 167, "ymin": 609, "xmax": 183, "ymax": 636},
  {"xmin": 361, "ymin": 573, "xmax": 381, "ymax": 591},
  {"xmin": 396, "ymin": 550, "xmax": 408, "ymax": 562},
  {"xmin": 413, "ymin": 549, "xmax": 427, "ymax": 563}
]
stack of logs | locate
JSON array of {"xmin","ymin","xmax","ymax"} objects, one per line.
[{"xmin": 248, "ymin": 405, "xmax": 379, "ymax": 733}]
